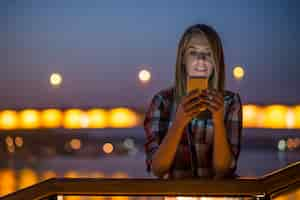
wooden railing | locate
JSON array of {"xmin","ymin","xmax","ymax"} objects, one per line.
[{"xmin": 1, "ymin": 161, "xmax": 300, "ymax": 200}]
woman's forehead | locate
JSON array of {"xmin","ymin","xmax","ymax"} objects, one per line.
[{"xmin": 186, "ymin": 34, "xmax": 211, "ymax": 49}]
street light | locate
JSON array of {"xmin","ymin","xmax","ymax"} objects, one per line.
[
  {"xmin": 233, "ymin": 66, "xmax": 245, "ymax": 80},
  {"xmin": 50, "ymin": 73, "xmax": 63, "ymax": 87},
  {"xmin": 138, "ymin": 69, "xmax": 151, "ymax": 83}
]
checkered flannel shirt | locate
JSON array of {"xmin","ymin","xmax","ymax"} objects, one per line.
[{"xmin": 143, "ymin": 86, "xmax": 242, "ymax": 179}]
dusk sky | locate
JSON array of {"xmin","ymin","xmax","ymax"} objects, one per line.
[{"xmin": 1, "ymin": 0, "xmax": 299, "ymax": 110}]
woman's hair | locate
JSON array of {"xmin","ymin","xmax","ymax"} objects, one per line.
[{"xmin": 174, "ymin": 24, "xmax": 225, "ymax": 107}]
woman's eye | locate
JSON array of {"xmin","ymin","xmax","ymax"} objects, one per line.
[
  {"xmin": 206, "ymin": 52, "xmax": 212, "ymax": 57},
  {"xmin": 189, "ymin": 51, "xmax": 211, "ymax": 57},
  {"xmin": 190, "ymin": 51, "xmax": 197, "ymax": 56}
]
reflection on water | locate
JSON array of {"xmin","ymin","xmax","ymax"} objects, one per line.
[
  {"xmin": 0, "ymin": 167, "xmax": 132, "ymax": 197},
  {"xmin": 0, "ymin": 128, "xmax": 300, "ymax": 199}
]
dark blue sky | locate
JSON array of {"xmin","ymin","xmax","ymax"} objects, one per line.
[{"xmin": 1, "ymin": 0, "xmax": 299, "ymax": 110}]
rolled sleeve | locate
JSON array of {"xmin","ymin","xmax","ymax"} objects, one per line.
[
  {"xmin": 224, "ymin": 92, "xmax": 243, "ymax": 175},
  {"xmin": 143, "ymin": 94, "xmax": 169, "ymax": 174}
]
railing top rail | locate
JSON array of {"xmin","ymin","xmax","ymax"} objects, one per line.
[{"xmin": 1, "ymin": 161, "xmax": 300, "ymax": 200}]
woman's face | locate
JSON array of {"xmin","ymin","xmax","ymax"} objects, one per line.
[{"xmin": 183, "ymin": 34, "xmax": 215, "ymax": 78}]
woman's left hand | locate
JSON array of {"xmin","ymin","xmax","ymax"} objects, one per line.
[{"xmin": 200, "ymin": 88, "xmax": 224, "ymax": 123}]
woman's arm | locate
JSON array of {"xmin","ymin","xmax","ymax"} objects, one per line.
[
  {"xmin": 144, "ymin": 89, "xmax": 204, "ymax": 178},
  {"xmin": 200, "ymin": 89, "xmax": 242, "ymax": 178},
  {"xmin": 151, "ymin": 117, "xmax": 186, "ymax": 177},
  {"xmin": 212, "ymin": 120, "xmax": 234, "ymax": 177}
]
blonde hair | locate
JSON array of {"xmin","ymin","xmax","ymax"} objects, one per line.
[{"xmin": 174, "ymin": 24, "xmax": 226, "ymax": 108}]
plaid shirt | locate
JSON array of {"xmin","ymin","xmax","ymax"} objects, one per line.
[{"xmin": 143, "ymin": 86, "xmax": 242, "ymax": 179}]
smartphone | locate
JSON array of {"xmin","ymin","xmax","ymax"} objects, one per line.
[
  {"xmin": 187, "ymin": 76, "xmax": 211, "ymax": 119},
  {"xmin": 187, "ymin": 76, "xmax": 208, "ymax": 95}
]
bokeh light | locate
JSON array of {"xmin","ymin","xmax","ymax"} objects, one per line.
[
  {"xmin": 18, "ymin": 168, "xmax": 38, "ymax": 190},
  {"xmin": 286, "ymin": 108, "xmax": 295, "ymax": 129},
  {"xmin": 50, "ymin": 73, "xmax": 63, "ymax": 86},
  {"xmin": 103, "ymin": 143, "xmax": 114, "ymax": 154},
  {"xmin": 41, "ymin": 109, "xmax": 63, "ymax": 128},
  {"xmin": 0, "ymin": 169, "xmax": 16, "ymax": 196},
  {"xmin": 138, "ymin": 69, "xmax": 151, "ymax": 83},
  {"xmin": 0, "ymin": 110, "xmax": 18, "ymax": 130},
  {"xmin": 278, "ymin": 139, "xmax": 286, "ymax": 151},
  {"xmin": 5, "ymin": 136, "xmax": 14, "ymax": 147},
  {"xmin": 70, "ymin": 139, "xmax": 82, "ymax": 150},
  {"xmin": 242, "ymin": 105, "xmax": 263, "ymax": 128},
  {"xmin": 19, "ymin": 109, "xmax": 41, "ymax": 129},
  {"xmin": 293, "ymin": 106, "xmax": 300, "ymax": 128},
  {"xmin": 41, "ymin": 170, "xmax": 57, "ymax": 181},
  {"xmin": 63, "ymin": 109, "xmax": 84, "ymax": 129},
  {"xmin": 233, "ymin": 66, "xmax": 245, "ymax": 80},
  {"xmin": 262, "ymin": 105, "xmax": 289, "ymax": 129},
  {"xmin": 87, "ymin": 109, "xmax": 109, "ymax": 128},
  {"xmin": 109, "ymin": 108, "xmax": 140, "ymax": 128},
  {"xmin": 15, "ymin": 136, "xmax": 23, "ymax": 148}
]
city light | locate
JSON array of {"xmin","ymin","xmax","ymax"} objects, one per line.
[
  {"xmin": 64, "ymin": 170, "xmax": 79, "ymax": 178},
  {"xmin": 50, "ymin": 73, "xmax": 63, "ymax": 86},
  {"xmin": 41, "ymin": 109, "xmax": 63, "ymax": 128},
  {"xmin": 0, "ymin": 105, "xmax": 300, "ymax": 130},
  {"xmin": 70, "ymin": 139, "xmax": 82, "ymax": 150},
  {"xmin": 0, "ymin": 110, "xmax": 18, "ymax": 130},
  {"xmin": 0, "ymin": 169, "xmax": 16, "ymax": 196},
  {"xmin": 111, "ymin": 171, "xmax": 129, "ymax": 178},
  {"xmin": 262, "ymin": 105, "xmax": 289, "ymax": 129},
  {"xmin": 5, "ymin": 136, "xmax": 14, "ymax": 147},
  {"xmin": 242, "ymin": 105, "xmax": 263, "ymax": 128},
  {"xmin": 103, "ymin": 143, "xmax": 114, "ymax": 154},
  {"xmin": 233, "ymin": 66, "xmax": 245, "ymax": 80},
  {"xmin": 138, "ymin": 69, "xmax": 151, "ymax": 83},
  {"xmin": 41, "ymin": 170, "xmax": 57, "ymax": 180},
  {"xmin": 109, "ymin": 108, "xmax": 140, "ymax": 128},
  {"xmin": 293, "ymin": 105, "xmax": 300, "ymax": 128},
  {"xmin": 87, "ymin": 109, "xmax": 109, "ymax": 128},
  {"xmin": 63, "ymin": 109, "xmax": 84, "ymax": 129},
  {"xmin": 286, "ymin": 109, "xmax": 295, "ymax": 129},
  {"xmin": 278, "ymin": 139, "xmax": 286, "ymax": 151},
  {"xmin": 19, "ymin": 109, "xmax": 41, "ymax": 129},
  {"xmin": 15, "ymin": 136, "xmax": 23, "ymax": 148},
  {"xmin": 18, "ymin": 168, "xmax": 38, "ymax": 190}
]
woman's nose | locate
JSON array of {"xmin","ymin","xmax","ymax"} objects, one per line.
[{"xmin": 196, "ymin": 53, "xmax": 206, "ymax": 60}]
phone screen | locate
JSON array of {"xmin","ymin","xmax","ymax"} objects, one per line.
[
  {"xmin": 187, "ymin": 76, "xmax": 208, "ymax": 94},
  {"xmin": 187, "ymin": 76, "xmax": 212, "ymax": 119}
]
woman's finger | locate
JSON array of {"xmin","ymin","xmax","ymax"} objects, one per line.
[
  {"xmin": 204, "ymin": 92, "xmax": 223, "ymax": 105},
  {"xmin": 185, "ymin": 102, "xmax": 207, "ymax": 114},
  {"xmin": 182, "ymin": 90, "xmax": 200, "ymax": 105},
  {"xmin": 206, "ymin": 89, "xmax": 223, "ymax": 101},
  {"xmin": 198, "ymin": 98, "xmax": 222, "ymax": 109},
  {"xmin": 183, "ymin": 97, "xmax": 203, "ymax": 110}
]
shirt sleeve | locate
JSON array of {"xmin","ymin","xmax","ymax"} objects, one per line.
[
  {"xmin": 224, "ymin": 92, "xmax": 243, "ymax": 176},
  {"xmin": 143, "ymin": 94, "xmax": 170, "ymax": 175}
]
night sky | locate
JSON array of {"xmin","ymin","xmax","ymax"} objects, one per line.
[{"xmin": 1, "ymin": 0, "xmax": 299, "ymax": 110}]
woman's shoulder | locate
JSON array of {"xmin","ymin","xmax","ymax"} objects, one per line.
[
  {"xmin": 152, "ymin": 85, "xmax": 175, "ymax": 102},
  {"xmin": 148, "ymin": 86, "xmax": 175, "ymax": 113},
  {"xmin": 223, "ymin": 89, "xmax": 242, "ymax": 105}
]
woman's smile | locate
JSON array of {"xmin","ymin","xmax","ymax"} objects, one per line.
[{"xmin": 194, "ymin": 66, "xmax": 208, "ymax": 72}]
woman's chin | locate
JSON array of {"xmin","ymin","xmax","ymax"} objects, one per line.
[{"xmin": 192, "ymin": 72, "xmax": 209, "ymax": 78}]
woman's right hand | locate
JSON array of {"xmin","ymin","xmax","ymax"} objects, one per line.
[{"xmin": 174, "ymin": 89, "xmax": 206, "ymax": 126}]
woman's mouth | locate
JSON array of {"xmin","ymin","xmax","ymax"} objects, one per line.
[{"xmin": 194, "ymin": 67, "xmax": 208, "ymax": 72}]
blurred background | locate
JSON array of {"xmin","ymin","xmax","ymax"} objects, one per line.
[{"xmin": 1, "ymin": 0, "xmax": 300, "ymax": 199}]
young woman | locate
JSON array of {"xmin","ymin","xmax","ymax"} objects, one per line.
[{"xmin": 143, "ymin": 24, "xmax": 243, "ymax": 180}]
